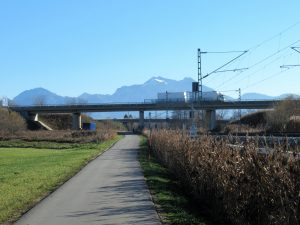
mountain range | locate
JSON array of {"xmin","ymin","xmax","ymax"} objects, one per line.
[
  {"xmin": 9, "ymin": 76, "xmax": 300, "ymax": 118},
  {"xmin": 13, "ymin": 77, "xmax": 215, "ymax": 106}
]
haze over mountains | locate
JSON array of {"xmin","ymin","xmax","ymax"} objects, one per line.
[{"xmin": 12, "ymin": 76, "xmax": 298, "ymax": 106}]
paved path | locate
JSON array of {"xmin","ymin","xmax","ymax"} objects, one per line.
[{"xmin": 15, "ymin": 135, "xmax": 161, "ymax": 225}]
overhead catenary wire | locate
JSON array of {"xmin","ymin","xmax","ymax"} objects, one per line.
[
  {"xmin": 280, "ymin": 47, "xmax": 300, "ymax": 68},
  {"xmin": 202, "ymin": 51, "xmax": 248, "ymax": 80},
  {"xmin": 202, "ymin": 20, "xmax": 300, "ymax": 87},
  {"xmin": 291, "ymin": 47, "xmax": 300, "ymax": 53},
  {"xmin": 198, "ymin": 20, "xmax": 300, "ymax": 94},
  {"xmin": 207, "ymin": 20, "xmax": 300, "ymax": 90},
  {"xmin": 280, "ymin": 65, "xmax": 300, "ymax": 69},
  {"xmin": 212, "ymin": 68, "xmax": 248, "ymax": 74},
  {"xmin": 216, "ymin": 39, "xmax": 300, "ymax": 89},
  {"xmin": 218, "ymin": 50, "xmax": 297, "ymax": 89},
  {"xmin": 248, "ymin": 20, "xmax": 300, "ymax": 51},
  {"xmin": 242, "ymin": 66, "xmax": 296, "ymax": 91}
]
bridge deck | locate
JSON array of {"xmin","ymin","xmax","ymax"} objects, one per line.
[{"xmin": 10, "ymin": 100, "xmax": 279, "ymax": 113}]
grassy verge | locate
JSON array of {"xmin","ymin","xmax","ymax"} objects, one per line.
[
  {"xmin": 0, "ymin": 135, "xmax": 122, "ymax": 225},
  {"xmin": 0, "ymin": 139, "xmax": 100, "ymax": 149},
  {"xmin": 139, "ymin": 137, "xmax": 213, "ymax": 225}
]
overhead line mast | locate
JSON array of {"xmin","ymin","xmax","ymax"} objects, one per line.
[
  {"xmin": 197, "ymin": 49, "xmax": 248, "ymax": 101},
  {"xmin": 197, "ymin": 48, "xmax": 202, "ymax": 101}
]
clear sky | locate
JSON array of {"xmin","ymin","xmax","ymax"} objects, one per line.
[{"xmin": 0, "ymin": 0, "xmax": 300, "ymax": 99}]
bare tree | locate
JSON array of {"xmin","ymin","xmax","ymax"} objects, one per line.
[
  {"xmin": 216, "ymin": 110, "xmax": 228, "ymax": 120},
  {"xmin": 34, "ymin": 95, "xmax": 46, "ymax": 106},
  {"xmin": 65, "ymin": 97, "xmax": 88, "ymax": 105}
]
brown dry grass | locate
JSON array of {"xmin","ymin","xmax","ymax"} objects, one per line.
[
  {"xmin": 0, "ymin": 130, "xmax": 116, "ymax": 143},
  {"xmin": 147, "ymin": 130, "xmax": 300, "ymax": 225}
]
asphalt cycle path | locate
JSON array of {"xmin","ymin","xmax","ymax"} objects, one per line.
[{"xmin": 14, "ymin": 135, "xmax": 161, "ymax": 225}]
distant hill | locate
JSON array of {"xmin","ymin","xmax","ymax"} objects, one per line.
[
  {"xmin": 241, "ymin": 93, "xmax": 300, "ymax": 100},
  {"xmin": 13, "ymin": 88, "xmax": 87, "ymax": 106},
  {"xmin": 13, "ymin": 88, "xmax": 66, "ymax": 106},
  {"xmin": 241, "ymin": 93, "xmax": 274, "ymax": 100}
]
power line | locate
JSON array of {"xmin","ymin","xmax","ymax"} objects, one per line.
[
  {"xmin": 197, "ymin": 49, "xmax": 248, "ymax": 107},
  {"xmin": 248, "ymin": 20, "xmax": 300, "ymax": 51},
  {"xmin": 242, "ymin": 67, "xmax": 295, "ymax": 91},
  {"xmin": 216, "ymin": 39, "xmax": 300, "ymax": 89},
  {"xmin": 280, "ymin": 47, "xmax": 300, "ymax": 68},
  {"xmin": 218, "ymin": 89, "xmax": 242, "ymax": 93},
  {"xmin": 212, "ymin": 20, "xmax": 300, "ymax": 90},
  {"xmin": 280, "ymin": 65, "xmax": 300, "ymax": 68},
  {"xmin": 291, "ymin": 47, "xmax": 300, "ymax": 54},
  {"xmin": 201, "ymin": 50, "xmax": 248, "ymax": 80},
  {"xmin": 212, "ymin": 68, "xmax": 248, "ymax": 74},
  {"xmin": 248, "ymin": 39, "xmax": 300, "ymax": 69},
  {"xmin": 199, "ymin": 20, "xmax": 300, "ymax": 94},
  {"xmin": 203, "ymin": 21, "xmax": 300, "ymax": 88},
  {"xmin": 218, "ymin": 50, "xmax": 296, "ymax": 89},
  {"xmin": 201, "ymin": 50, "xmax": 247, "ymax": 54}
]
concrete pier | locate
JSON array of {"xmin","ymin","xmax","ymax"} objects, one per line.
[
  {"xmin": 138, "ymin": 111, "xmax": 144, "ymax": 130},
  {"xmin": 72, "ymin": 113, "xmax": 82, "ymax": 130},
  {"xmin": 205, "ymin": 109, "xmax": 216, "ymax": 130}
]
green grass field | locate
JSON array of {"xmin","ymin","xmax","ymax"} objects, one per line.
[{"xmin": 0, "ymin": 136, "xmax": 121, "ymax": 225}]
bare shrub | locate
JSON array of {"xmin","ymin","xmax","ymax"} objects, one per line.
[
  {"xmin": 224, "ymin": 124, "xmax": 266, "ymax": 134},
  {"xmin": 96, "ymin": 120, "xmax": 126, "ymax": 131},
  {"xmin": 148, "ymin": 130, "xmax": 300, "ymax": 225},
  {"xmin": 267, "ymin": 97, "xmax": 300, "ymax": 132},
  {"xmin": 0, "ymin": 108, "xmax": 26, "ymax": 134}
]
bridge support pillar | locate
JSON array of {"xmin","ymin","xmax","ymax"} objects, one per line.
[
  {"xmin": 72, "ymin": 113, "xmax": 82, "ymax": 130},
  {"xmin": 205, "ymin": 110, "xmax": 216, "ymax": 130},
  {"xmin": 139, "ymin": 111, "xmax": 144, "ymax": 130}
]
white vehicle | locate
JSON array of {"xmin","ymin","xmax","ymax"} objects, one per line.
[
  {"xmin": 157, "ymin": 91, "xmax": 224, "ymax": 102},
  {"xmin": 157, "ymin": 91, "xmax": 191, "ymax": 102},
  {"xmin": 201, "ymin": 91, "xmax": 224, "ymax": 101}
]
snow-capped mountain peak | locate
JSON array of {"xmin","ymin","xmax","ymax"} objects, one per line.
[
  {"xmin": 154, "ymin": 78, "xmax": 167, "ymax": 84},
  {"xmin": 144, "ymin": 76, "xmax": 168, "ymax": 85}
]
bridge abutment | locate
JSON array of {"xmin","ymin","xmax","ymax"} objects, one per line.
[
  {"xmin": 72, "ymin": 113, "xmax": 82, "ymax": 130},
  {"xmin": 205, "ymin": 109, "xmax": 216, "ymax": 130},
  {"xmin": 20, "ymin": 111, "xmax": 39, "ymax": 121}
]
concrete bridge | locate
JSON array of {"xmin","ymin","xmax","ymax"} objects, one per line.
[{"xmin": 10, "ymin": 100, "xmax": 279, "ymax": 130}]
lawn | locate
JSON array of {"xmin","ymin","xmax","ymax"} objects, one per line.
[
  {"xmin": 139, "ymin": 137, "xmax": 213, "ymax": 225},
  {"xmin": 0, "ymin": 136, "xmax": 121, "ymax": 225}
]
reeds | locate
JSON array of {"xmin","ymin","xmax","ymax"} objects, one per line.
[{"xmin": 148, "ymin": 130, "xmax": 300, "ymax": 225}]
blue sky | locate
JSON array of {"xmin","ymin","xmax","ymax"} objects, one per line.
[{"xmin": 0, "ymin": 0, "xmax": 300, "ymax": 99}]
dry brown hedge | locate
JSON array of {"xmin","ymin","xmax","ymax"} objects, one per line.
[{"xmin": 148, "ymin": 130, "xmax": 300, "ymax": 225}]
